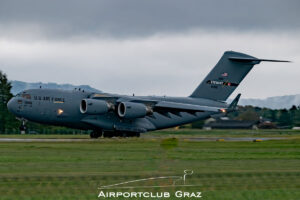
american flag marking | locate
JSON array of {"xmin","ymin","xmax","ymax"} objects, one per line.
[{"xmin": 221, "ymin": 72, "xmax": 228, "ymax": 77}]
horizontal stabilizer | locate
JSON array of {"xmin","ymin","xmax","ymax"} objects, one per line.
[{"xmin": 229, "ymin": 57, "xmax": 291, "ymax": 63}]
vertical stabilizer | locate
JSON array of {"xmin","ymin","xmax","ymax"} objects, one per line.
[{"xmin": 190, "ymin": 51, "xmax": 289, "ymax": 101}]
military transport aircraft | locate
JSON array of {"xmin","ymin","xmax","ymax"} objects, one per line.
[{"xmin": 7, "ymin": 51, "xmax": 289, "ymax": 138}]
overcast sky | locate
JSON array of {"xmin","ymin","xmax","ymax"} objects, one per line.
[{"xmin": 0, "ymin": 0, "xmax": 299, "ymax": 99}]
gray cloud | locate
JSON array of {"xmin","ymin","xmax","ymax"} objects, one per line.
[
  {"xmin": 0, "ymin": 0, "xmax": 299, "ymax": 39},
  {"xmin": 0, "ymin": 0, "xmax": 299, "ymax": 99},
  {"xmin": 1, "ymin": 31, "xmax": 299, "ymax": 98}
]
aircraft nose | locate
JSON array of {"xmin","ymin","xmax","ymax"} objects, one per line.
[{"xmin": 7, "ymin": 98, "xmax": 16, "ymax": 113}]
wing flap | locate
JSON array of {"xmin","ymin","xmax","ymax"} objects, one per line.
[{"xmin": 154, "ymin": 101, "xmax": 221, "ymax": 113}]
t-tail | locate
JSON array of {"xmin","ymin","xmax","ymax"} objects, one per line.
[{"xmin": 190, "ymin": 51, "xmax": 290, "ymax": 101}]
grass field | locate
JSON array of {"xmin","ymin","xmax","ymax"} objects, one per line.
[{"xmin": 0, "ymin": 129, "xmax": 300, "ymax": 199}]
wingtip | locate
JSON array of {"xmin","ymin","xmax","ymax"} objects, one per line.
[
  {"xmin": 229, "ymin": 57, "xmax": 292, "ymax": 63},
  {"xmin": 258, "ymin": 59, "xmax": 291, "ymax": 63}
]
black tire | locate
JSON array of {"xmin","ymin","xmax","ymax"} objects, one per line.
[
  {"xmin": 90, "ymin": 132, "xmax": 95, "ymax": 138},
  {"xmin": 95, "ymin": 131, "xmax": 102, "ymax": 138},
  {"xmin": 121, "ymin": 132, "xmax": 127, "ymax": 138},
  {"xmin": 19, "ymin": 124, "xmax": 26, "ymax": 131},
  {"xmin": 103, "ymin": 131, "xmax": 113, "ymax": 138},
  {"xmin": 113, "ymin": 131, "xmax": 121, "ymax": 137},
  {"xmin": 124, "ymin": 132, "xmax": 139, "ymax": 137},
  {"xmin": 90, "ymin": 130, "xmax": 102, "ymax": 139}
]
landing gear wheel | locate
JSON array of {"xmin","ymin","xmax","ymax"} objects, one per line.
[
  {"xmin": 117, "ymin": 132, "xmax": 124, "ymax": 137},
  {"xmin": 19, "ymin": 120, "xmax": 27, "ymax": 134},
  {"xmin": 135, "ymin": 133, "xmax": 140, "ymax": 137},
  {"xmin": 90, "ymin": 130, "xmax": 102, "ymax": 139},
  {"xmin": 129, "ymin": 132, "xmax": 140, "ymax": 137},
  {"xmin": 120, "ymin": 132, "xmax": 140, "ymax": 137},
  {"xmin": 103, "ymin": 131, "xmax": 113, "ymax": 138}
]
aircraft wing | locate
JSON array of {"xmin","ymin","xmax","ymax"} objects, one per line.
[
  {"xmin": 153, "ymin": 101, "xmax": 222, "ymax": 113},
  {"xmin": 91, "ymin": 94, "xmax": 225, "ymax": 115},
  {"xmin": 117, "ymin": 97, "xmax": 223, "ymax": 113}
]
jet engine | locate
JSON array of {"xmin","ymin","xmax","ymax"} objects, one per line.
[
  {"xmin": 80, "ymin": 99, "xmax": 113, "ymax": 114},
  {"xmin": 117, "ymin": 102, "xmax": 152, "ymax": 119}
]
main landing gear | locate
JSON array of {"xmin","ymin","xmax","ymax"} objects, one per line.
[
  {"xmin": 90, "ymin": 130, "xmax": 140, "ymax": 138},
  {"xmin": 110, "ymin": 131, "xmax": 140, "ymax": 138},
  {"xmin": 90, "ymin": 130, "xmax": 103, "ymax": 138}
]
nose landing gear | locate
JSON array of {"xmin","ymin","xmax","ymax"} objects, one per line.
[{"xmin": 19, "ymin": 119, "xmax": 27, "ymax": 134}]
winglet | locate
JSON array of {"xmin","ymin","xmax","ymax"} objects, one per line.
[
  {"xmin": 228, "ymin": 93, "xmax": 241, "ymax": 111},
  {"xmin": 218, "ymin": 93, "xmax": 241, "ymax": 114}
]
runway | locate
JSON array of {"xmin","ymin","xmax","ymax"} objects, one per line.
[
  {"xmin": 0, "ymin": 138, "xmax": 92, "ymax": 142},
  {"xmin": 0, "ymin": 137, "xmax": 288, "ymax": 142},
  {"xmin": 186, "ymin": 137, "xmax": 287, "ymax": 141}
]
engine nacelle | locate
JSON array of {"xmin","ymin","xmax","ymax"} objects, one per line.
[
  {"xmin": 80, "ymin": 99, "xmax": 113, "ymax": 115},
  {"xmin": 117, "ymin": 102, "xmax": 152, "ymax": 119}
]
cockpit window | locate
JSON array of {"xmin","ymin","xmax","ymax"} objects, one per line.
[{"xmin": 22, "ymin": 94, "xmax": 31, "ymax": 99}]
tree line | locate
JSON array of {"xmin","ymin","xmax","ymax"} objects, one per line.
[{"xmin": 228, "ymin": 105, "xmax": 300, "ymax": 128}]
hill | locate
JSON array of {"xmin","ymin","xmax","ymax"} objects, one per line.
[
  {"xmin": 238, "ymin": 94, "xmax": 300, "ymax": 109},
  {"xmin": 11, "ymin": 80, "xmax": 101, "ymax": 95}
]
